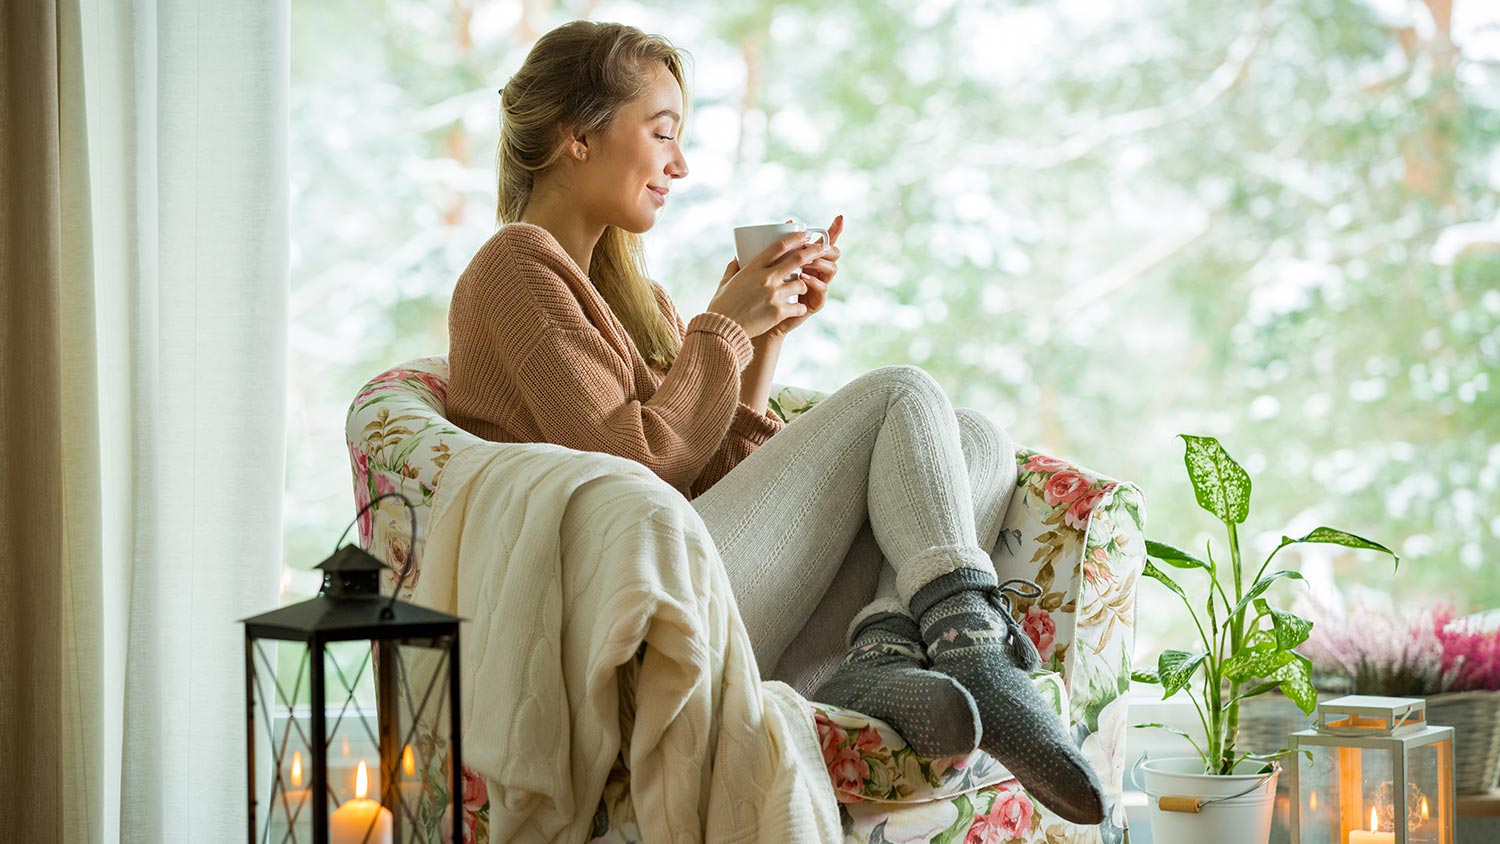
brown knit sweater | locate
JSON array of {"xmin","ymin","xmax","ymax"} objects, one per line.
[{"xmin": 446, "ymin": 222, "xmax": 786, "ymax": 501}]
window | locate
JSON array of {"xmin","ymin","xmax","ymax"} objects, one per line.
[{"xmin": 287, "ymin": 0, "xmax": 1500, "ymax": 742}]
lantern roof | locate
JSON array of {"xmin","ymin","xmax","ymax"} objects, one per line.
[
  {"xmin": 1319, "ymin": 694, "xmax": 1428, "ymax": 720},
  {"xmin": 241, "ymin": 593, "xmax": 460, "ymax": 640},
  {"xmin": 241, "ymin": 545, "xmax": 461, "ymax": 641}
]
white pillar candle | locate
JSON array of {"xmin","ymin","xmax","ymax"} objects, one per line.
[
  {"xmin": 331, "ymin": 760, "xmax": 392, "ymax": 844},
  {"xmin": 1348, "ymin": 806, "xmax": 1395, "ymax": 844}
]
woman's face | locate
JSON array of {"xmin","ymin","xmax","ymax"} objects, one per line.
[{"xmin": 573, "ymin": 63, "xmax": 688, "ymax": 234}]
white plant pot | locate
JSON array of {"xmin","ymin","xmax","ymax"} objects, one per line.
[{"xmin": 1140, "ymin": 756, "xmax": 1279, "ymax": 844}]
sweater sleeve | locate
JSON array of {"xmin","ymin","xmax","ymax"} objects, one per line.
[
  {"xmin": 503, "ymin": 307, "xmax": 759, "ymax": 492},
  {"xmin": 650, "ymin": 281, "xmax": 787, "ymax": 496}
]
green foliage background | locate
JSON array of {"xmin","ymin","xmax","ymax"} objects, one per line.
[{"xmin": 287, "ymin": 0, "xmax": 1500, "ymax": 665}]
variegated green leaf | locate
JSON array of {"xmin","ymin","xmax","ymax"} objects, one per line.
[
  {"xmin": 1273, "ymin": 526, "xmax": 1400, "ymax": 571},
  {"xmin": 1272, "ymin": 654, "xmax": 1317, "ymax": 714},
  {"xmin": 1254, "ymin": 598, "xmax": 1313, "ymax": 651},
  {"xmin": 1142, "ymin": 559, "xmax": 1188, "ymax": 603},
  {"xmin": 1222, "ymin": 640, "xmax": 1295, "ymax": 682},
  {"xmin": 1159, "ymin": 650, "xmax": 1208, "ymax": 697},
  {"xmin": 1146, "ymin": 539, "xmax": 1210, "ymax": 570},
  {"xmin": 1232, "ymin": 569, "xmax": 1305, "ymax": 618},
  {"xmin": 1179, "ymin": 434, "xmax": 1252, "ymax": 524}
]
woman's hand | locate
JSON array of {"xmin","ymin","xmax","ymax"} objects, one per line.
[
  {"xmin": 760, "ymin": 214, "xmax": 843, "ymax": 341},
  {"xmin": 706, "ymin": 229, "xmax": 828, "ymax": 338}
]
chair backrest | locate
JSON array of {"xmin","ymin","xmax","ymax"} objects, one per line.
[{"xmin": 345, "ymin": 355, "xmax": 482, "ymax": 601}]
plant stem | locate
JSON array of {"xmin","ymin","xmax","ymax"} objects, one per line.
[{"xmin": 1222, "ymin": 519, "xmax": 1246, "ymax": 774}]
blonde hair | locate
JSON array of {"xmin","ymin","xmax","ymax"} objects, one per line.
[{"xmin": 497, "ymin": 21, "xmax": 692, "ymax": 372}]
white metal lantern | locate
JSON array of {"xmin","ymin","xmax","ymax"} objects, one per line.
[{"xmin": 1289, "ymin": 695, "xmax": 1455, "ymax": 844}]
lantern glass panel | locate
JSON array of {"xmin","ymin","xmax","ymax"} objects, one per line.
[
  {"xmin": 1295, "ymin": 743, "xmax": 1397, "ymax": 844},
  {"xmin": 249, "ymin": 634, "xmax": 458, "ymax": 844},
  {"xmin": 1406, "ymin": 740, "xmax": 1450, "ymax": 844},
  {"xmin": 377, "ymin": 635, "xmax": 461, "ymax": 842},
  {"xmin": 250, "ymin": 639, "xmax": 316, "ymax": 844}
]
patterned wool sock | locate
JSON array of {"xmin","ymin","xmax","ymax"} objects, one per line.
[
  {"xmin": 810, "ymin": 598, "xmax": 983, "ymax": 759},
  {"xmin": 911, "ymin": 567, "xmax": 1107, "ymax": 825}
]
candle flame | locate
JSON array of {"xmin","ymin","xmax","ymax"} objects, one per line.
[
  {"xmin": 1421, "ymin": 795, "xmax": 1430, "ymax": 819},
  {"xmin": 291, "ymin": 750, "xmax": 304, "ymax": 788},
  {"xmin": 1369, "ymin": 806, "xmax": 1378, "ymax": 833},
  {"xmin": 341, "ymin": 736, "xmax": 350, "ymax": 757},
  {"xmin": 356, "ymin": 759, "xmax": 369, "ymax": 800},
  {"xmin": 1309, "ymin": 790, "xmax": 1318, "ymax": 812},
  {"xmin": 403, "ymin": 744, "xmax": 416, "ymax": 777}
]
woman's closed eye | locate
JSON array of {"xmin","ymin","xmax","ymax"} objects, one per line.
[{"xmin": 655, "ymin": 134, "xmax": 675, "ymax": 141}]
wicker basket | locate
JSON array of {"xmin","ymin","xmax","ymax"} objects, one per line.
[
  {"xmin": 1425, "ymin": 690, "xmax": 1500, "ymax": 794},
  {"xmin": 1235, "ymin": 692, "xmax": 1318, "ymax": 758}
]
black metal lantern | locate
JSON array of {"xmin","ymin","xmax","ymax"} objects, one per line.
[{"xmin": 243, "ymin": 493, "xmax": 463, "ymax": 844}]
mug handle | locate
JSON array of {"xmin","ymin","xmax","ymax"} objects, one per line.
[{"xmin": 785, "ymin": 227, "xmax": 830, "ymax": 302}]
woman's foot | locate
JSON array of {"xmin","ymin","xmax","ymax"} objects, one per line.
[
  {"xmin": 810, "ymin": 599, "xmax": 983, "ymax": 759},
  {"xmin": 911, "ymin": 567, "xmax": 1106, "ymax": 825}
]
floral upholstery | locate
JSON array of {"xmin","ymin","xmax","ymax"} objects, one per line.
[{"xmin": 346, "ymin": 356, "xmax": 1145, "ymax": 844}]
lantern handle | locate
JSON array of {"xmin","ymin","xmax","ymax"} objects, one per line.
[{"xmin": 334, "ymin": 491, "xmax": 419, "ymax": 620}]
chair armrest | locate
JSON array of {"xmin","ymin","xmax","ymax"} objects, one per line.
[
  {"xmin": 767, "ymin": 382, "xmax": 828, "ymax": 424},
  {"xmin": 993, "ymin": 446, "xmax": 1145, "ymax": 825}
]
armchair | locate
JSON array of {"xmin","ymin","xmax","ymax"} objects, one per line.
[{"xmin": 345, "ymin": 355, "xmax": 1144, "ymax": 844}]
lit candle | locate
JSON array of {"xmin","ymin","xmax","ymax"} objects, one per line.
[
  {"xmin": 280, "ymin": 750, "xmax": 311, "ymax": 818},
  {"xmin": 1348, "ymin": 806, "xmax": 1395, "ymax": 844},
  {"xmin": 397, "ymin": 744, "xmax": 426, "ymax": 808},
  {"xmin": 330, "ymin": 760, "xmax": 392, "ymax": 844}
]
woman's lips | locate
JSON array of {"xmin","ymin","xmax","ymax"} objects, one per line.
[{"xmin": 647, "ymin": 186, "xmax": 667, "ymax": 205}]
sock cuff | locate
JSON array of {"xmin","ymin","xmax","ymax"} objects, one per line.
[
  {"xmin": 900, "ymin": 548, "xmax": 996, "ymax": 614},
  {"xmin": 907, "ymin": 563, "xmax": 999, "ymax": 620},
  {"xmin": 846, "ymin": 596, "xmax": 916, "ymax": 645}
]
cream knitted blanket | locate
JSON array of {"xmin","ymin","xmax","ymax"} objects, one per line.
[{"xmin": 415, "ymin": 439, "xmax": 840, "ymax": 844}]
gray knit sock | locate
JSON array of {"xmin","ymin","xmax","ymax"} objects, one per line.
[
  {"xmin": 810, "ymin": 599, "xmax": 983, "ymax": 759},
  {"xmin": 911, "ymin": 567, "xmax": 1106, "ymax": 825}
]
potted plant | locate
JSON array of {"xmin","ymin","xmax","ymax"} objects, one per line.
[{"xmin": 1132, "ymin": 435, "xmax": 1399, "ymax": 844}]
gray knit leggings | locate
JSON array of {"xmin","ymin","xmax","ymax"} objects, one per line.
[{"xmin": 689, "ymin": 364, "xmax": 1019, "ymax": 699}]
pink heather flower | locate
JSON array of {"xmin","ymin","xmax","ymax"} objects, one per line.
[
  {"xmin": 829, "ymin": 747, "xmax": 870, "ymax": 792},
  {"xmin": 1022, "ymin": 454, "xmax": 1072, "ymax": 474},
  {"xmin": 1294, "ymin": 587, "xmax": 1446, "ymax": 695},
  {"xmin": 1435, "ymin": 608, "xmax": 1500, "ymax": 692},
  {"xmin": 1023, "ymin": 605, "xmax": 1058, "ymax": 661},
  {"xmin": 1043, "ymin": 471, "xmax": 1090, "ymax": 507}
]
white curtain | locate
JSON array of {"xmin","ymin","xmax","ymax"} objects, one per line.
[{"xmin": 1, "ymin": 1, "xmax": 288, "ymax": 840}]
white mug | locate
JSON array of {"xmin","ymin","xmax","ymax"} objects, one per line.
[{"xmin": 733, "ymin": 221, "xmax": 830, "ymax": 304}]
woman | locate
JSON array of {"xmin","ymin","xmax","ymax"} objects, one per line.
[{"xmin": 446, "ymin": 20, "xmax": 1104, "ymax": 825}]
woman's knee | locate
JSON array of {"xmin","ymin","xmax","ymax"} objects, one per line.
[
  {"xmin": 856, "ymin": 364, "xmax": 949, "ymax": 406},
  {"xmin": 954, "ymin": 406, "xmax": 1015, "ymax": 458}
]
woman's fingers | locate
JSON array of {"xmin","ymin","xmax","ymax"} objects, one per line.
[
  {"xmin": 799, "ymin": 257, "xmax": 838, "ymax": 282},
  {"xmin": 773, "ymin": 241, "xmax": 827, "ymax": 277}
]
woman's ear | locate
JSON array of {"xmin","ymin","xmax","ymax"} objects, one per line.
[{"xmin": 558, "ymin": 123, "xmax": 589, "ymax": 159}]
